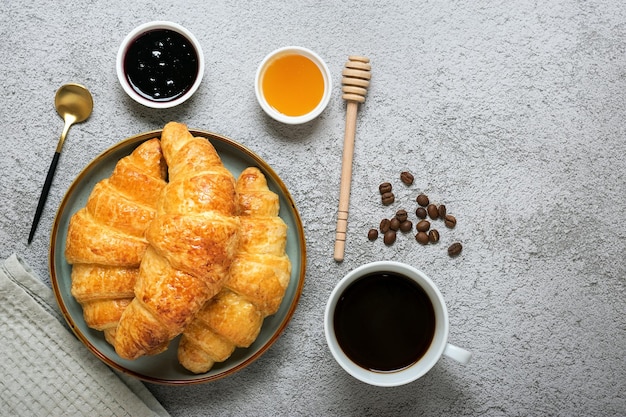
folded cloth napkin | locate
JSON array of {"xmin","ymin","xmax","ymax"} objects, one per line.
[{"xmin": 0, "ymin": 254, "xmax": 170, "ymax": 417}]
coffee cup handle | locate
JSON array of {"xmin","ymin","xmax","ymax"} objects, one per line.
[{"xmin": 443, "ymin": 343, "xmax": 472, "ymax": 364}]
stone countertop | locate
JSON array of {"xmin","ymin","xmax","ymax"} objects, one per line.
[{"xmin": 1, "ymin": 1, "xmax": 625, "ymax": 416}]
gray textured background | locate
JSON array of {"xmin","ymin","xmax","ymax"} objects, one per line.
[{"xmin": 1, "ymin": 1, "xmax": 625, "ymax": 416}]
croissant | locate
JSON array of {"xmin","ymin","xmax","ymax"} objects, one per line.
[
  {"xmin": 178, "ymin": 166, "xmax": 291, "ymax": 373},
  {"xmin": 65, "ymin": 138, "xmax": 167, "ymax": 343},
  {"xmin": 114, "ymin": 122, "xmax": 240, "ymax": 360}
]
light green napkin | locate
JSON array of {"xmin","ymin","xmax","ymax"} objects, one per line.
[{"xmin": 0, "ymin": 254, "xmax": 170, "ymax": 417}]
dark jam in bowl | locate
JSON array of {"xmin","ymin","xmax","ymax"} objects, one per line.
[{"xmin": 124, "ymin": 29, "xmax": 199, "ymax": 102}]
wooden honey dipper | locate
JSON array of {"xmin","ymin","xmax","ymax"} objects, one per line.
[{"xmin": 334, "ymin": 56, "xmax": 371, "ymax": 262}]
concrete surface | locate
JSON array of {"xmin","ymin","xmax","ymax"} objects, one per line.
[{"xmin": 1, "ymin": 1, "xmax": 625, "ymax": 416}]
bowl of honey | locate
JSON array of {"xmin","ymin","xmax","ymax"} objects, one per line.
[
  {"xmin": 255, "ymin": 46, "xmax": 332, "ymax": 124},
  {"xmin": 116, "ymin": 21, "xmax": 204, "ymax": 109}
]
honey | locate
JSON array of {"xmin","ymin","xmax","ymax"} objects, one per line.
[{"xmin": 262, "ymin": 54, "xmax": 325, "ymax": 117}]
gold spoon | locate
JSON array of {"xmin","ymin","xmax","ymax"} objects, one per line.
[{"xmin": 28, "ymin": 83, "xmax": 93, "ymax": 244}]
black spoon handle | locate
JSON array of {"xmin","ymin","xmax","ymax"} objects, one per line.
[{"xmin": 27, "ymin": 151, "xmax": 61, "ymax": 244}]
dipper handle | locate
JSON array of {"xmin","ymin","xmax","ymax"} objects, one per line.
[{"xmin": 334, "ymin": 56, "xmax": 371, "ymax": 262}]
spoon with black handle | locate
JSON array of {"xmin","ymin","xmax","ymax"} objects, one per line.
[{"xmin": 27, "ymin": 83, "xmax": 93, "ymax": 244}]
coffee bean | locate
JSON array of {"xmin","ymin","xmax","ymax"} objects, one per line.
[
  {"xmin": 415, "ymin": 207, "xmax": 427, "ymax": 219},
  {"xmin": 438, "ymin": 204, "xmax": 447, "ymax": 219},
  {"xmin": 381, "ymin": 192, "xmax": 395, "ymax": 205},
  {"xmin": 380, "ymin": 218, "xmax": 391, "ymax": 233},
  {"xmin": 416, "ymin": 220, "xmax": 430, "ymax": 232},
  {"xmin": 415, "ymin": 231, "xmax": 429, "ymax": 245},
  {"xmin": 379, "ymin": 182, "xmax": 392, "ymax": 194},
  {"xmin": 370, "ymin": 178, "xmax": 464, "ymax": 251},
  {"xmin": 400, "ymin": 220, "xmax": 413, "ymax": 232},
  {"xmin": 448, "ymin": 242, "xmax": 463, "ymax": 256},
  {"xmin": 444, "ymin": 215, "xmax": 457, "ymax": 228},
  {"xmin": 395, "ymin": 209, "xmax": 408, "ymax": 223},
  {"xmin": 400, "ymin": 171, "xmax": 414, "ymax": 185},
  {"xmin": 416, "ymin": 194, "xmax": 429, "ymax": 207},
  {"xmin": 427, "ymin": 204, "xmax": 439, "ymax": 220},
  {"xmin": 384, "ymin": 230, "xmax": 397, "ymax": 245}
]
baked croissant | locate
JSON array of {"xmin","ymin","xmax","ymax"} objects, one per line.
[
  {"xmin": 65, "ymin": 138, "xmax": 167, "ymax": 343},
  {"xmin": 178, "ymin": 166, "xmax": 291, "ymax": 373},
  {"xmin": 114, "ymin": 122, "xmax": 240, "ymax": 360}
]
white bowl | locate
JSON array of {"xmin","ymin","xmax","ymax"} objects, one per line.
[
  {"xmin": 116, "ymin": 21, "xmax": 205, "ymax": 109},
  {"xmin": 255, "ymin": 46, "xmax": 332, "ymax": 124}
]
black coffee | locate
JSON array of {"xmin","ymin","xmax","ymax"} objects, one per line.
[{"xmin": 333, "ymin": 272, "xmax": 436, "ymax": 372}]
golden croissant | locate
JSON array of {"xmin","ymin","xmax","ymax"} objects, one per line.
[
  {"xmin": 65, "ymin": 138, "xmax": 167, "ymax": 344},
  {"xmin": 178, "ymin": 166, "xmax": 291, "ymax": 373},
  {"xmin": 114, "ymin": 122, "xmax": 240, "ymax": 360}
]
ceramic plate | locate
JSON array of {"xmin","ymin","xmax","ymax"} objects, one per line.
[{"xmin": 49, "ymin": 129, "xmax": 306, "ymax": 385}]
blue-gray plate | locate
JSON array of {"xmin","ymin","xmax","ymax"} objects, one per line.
[{"xmin": 49, "ymin": 129, "xmax": 306, "ymax": 385}]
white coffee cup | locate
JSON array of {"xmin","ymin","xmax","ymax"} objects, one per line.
[{"xmin": 324, "ymin": 261, "xmax": 472, "ymax": 387}]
